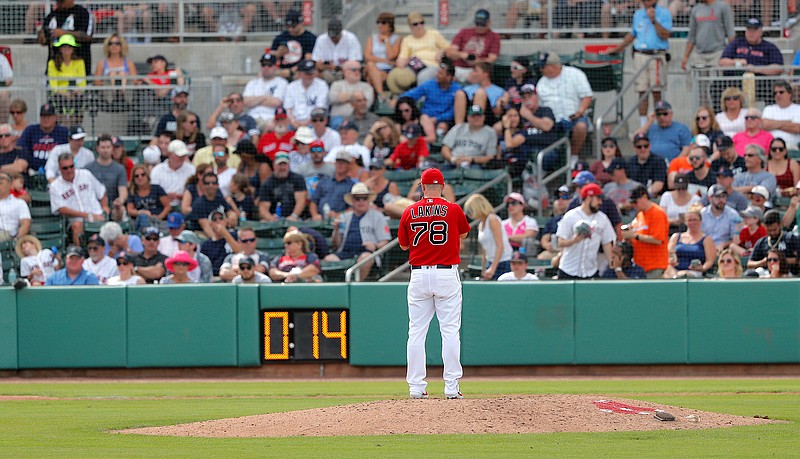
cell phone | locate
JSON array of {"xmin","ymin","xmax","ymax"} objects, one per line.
[{"xmin": 690, "ymin": 259, "xmax": 701, "ymax": 267}]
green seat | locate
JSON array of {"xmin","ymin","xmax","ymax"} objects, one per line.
[
  {"xmin": 385, "ymin": 169, "xmax": 420, "ymax": 182},
  {"xmin": 30, "ymin": 206, "xmax": 56, "ymax": 219},
  {"xmin": 247, "ymin": 221, "xmax": 285, "ymax": 238},
  {"xmin": 320, "ymin": 258, "xmax": 357, "ymax": 282},
  {"xmin": 463, "ymin": 168, "xmax": 506, "ymax": 181},
  {"xmin": 29, "ymin": 190, "xmax": 51, "ymax": 204},
  {"xmin": 789, "ymin": 149, "xmax": 800, "ymax": 159},
  {"xmin": 256, "ymin": 237, "xmax": 285, "ymax": 252},
  {"xmin": 442, "ymin": 169, "xmax": 463, "ymax": 184},
  {"xmin": 29, "ymin": 219, "xmax": 66, "ymax": 251}
]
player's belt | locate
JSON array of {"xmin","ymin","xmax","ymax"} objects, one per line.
[{"xmin": 410, "ymin": 265, "xmax": 456, "ymax": 270}]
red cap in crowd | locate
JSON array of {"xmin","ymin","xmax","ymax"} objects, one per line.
[{"xmin": 580, "ymin": 183, "xmax": 603, "ymax": 199}]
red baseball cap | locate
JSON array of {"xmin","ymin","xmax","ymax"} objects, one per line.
[
  {"xmin": 420, "ymin": 168, "xmax": 445, "ymax": 185},
  {"xmin": 580, "ymin": 182, "xmax": 603, "ymax": 199}
]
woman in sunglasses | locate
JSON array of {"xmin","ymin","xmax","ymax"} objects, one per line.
[
  {"xmin": 766, "ymin": 137, "xmax": 800, "ymax": 197},
  {"xmin": 269, "ymin": 230, "xmax": 322, "ymax": 283},
  {"xmin": 160, "ymin": 250, "xmax": 198, "ymax": 284},
  {"xmin": 175, "ymin": 110, "xmax": 206, "ymax": 157},
  {"xmin": 127, "ymin": 164, "xmax": 170, "ymax": 231},
  {"xmin": 107, "ymin": 252, "xmax": 145, "ymax": 285},
  {"xmin": 716, "ymin": 248, "xmax": 742, "ymax": 279},
  {"xmin": 590, "ymin": 136, "xmax": 622, "ymax": 186},
  {"xmin": 94, "ymin": 34, "xmax": 138, "ymax": 101},
  {"xmin": 716, "ymin": 87, "xmax": 747, "ymax": 138},
  {"xmin": 8, "ymin": 99, "xmax": 27, "ymax": 139},
  {"xmin": 364, "ymin": 12, "xmax": 400, "ymax": 99},
  {"xmin": 765, "ymin": 249, "xmax": 791, "ymax": 278},
  {"xmin": 393, "ymin": 96, "xmax": 421, "ymax": 134},
  {"xmin": 692, "ymin": 105, "xmax": 723, "ymax": 148}
]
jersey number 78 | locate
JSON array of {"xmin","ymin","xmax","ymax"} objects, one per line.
[{"xmin": 410, "ymin": 221, "xmax": 449, "ymax": 246}]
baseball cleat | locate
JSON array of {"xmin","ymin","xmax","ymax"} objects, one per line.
[
  {"xmin": 410, "ymin": 392, "xmax": 429, "ymax": 399},
  {"xmin": 446, "ymin": 392, "xmax": 463, "ymax": 399}
]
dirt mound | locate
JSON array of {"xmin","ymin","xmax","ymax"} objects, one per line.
[{"xmin": 117, "ymin": 394, "xmax": 776, "ymax": 437}]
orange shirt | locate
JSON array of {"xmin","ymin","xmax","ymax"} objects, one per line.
[{"xmin": 631, "ymin": 203, "xmax": 669, "ymax": 271}]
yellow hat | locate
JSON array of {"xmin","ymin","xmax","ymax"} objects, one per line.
[{"xmin": 386, "ymin": 67, "xmax": 416, "ymax": 95}]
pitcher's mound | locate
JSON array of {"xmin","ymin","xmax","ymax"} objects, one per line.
[{"xmin": 118, "ymin": 394, "xmax": 777, "ymax": 437}]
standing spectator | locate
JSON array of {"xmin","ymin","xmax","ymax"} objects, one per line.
[
  {"xmin": 219, "ymin": 226, "xmax": 270, "ymax": 282},
  {"xmin": 18, "ymin": 103, "xmax": 69, "ymax": 178},
  {"xmin": 448, "ymin": 9, "xmax": 501, "ymax": 84},
  {"xmin": 312, "ymin": 19, "xmax": 363, "ymax": 84},
  {"xmin": 400, "ymin": 61, "xmax": 461, "ymax": 144},
  {"xmin": 730, "ymin": 205, "xmax": 765, "ymax": 257},
  {"xmin": 602, "ymin": 240, "xmax": 646, "ymax": 279},
  {"xmin": 271, "ymin": 10, "xmax": 317, "ymax": 79},
  {"xmin": 626, "ymin": 133, "xmax": 667, "ymax": 197},
  {"xmin": 268, "ymin": 230, "xmax": 322, "ymax": 283},
  {"xmin": 441, "ymin": 106, "xmax": 498, "ymax": 169},
  {"xmin": 150, "ymin": 139, "xmax": 195, "ymax": 207},
  {"xmin": 45, "ymin": 246, "xmax": 98, "ymax": 285},
  {"xmin": 639, "ymin": 101, "xmax": 692, "ymax": 161},
  {"xmin": 310, "ymin": 151, "xmax": 357, "ymax": 220},
  {"xmin": 17, "ymin": 234, "xmax": 59, "ymax": 286},
  {"xmin": 85, "ymin": 134, "xmax": 127, "ymax": 222},
  {"xmin": 49, "ymin": 153, "xmax": 108, "ymax": 245},
  {"xmin": 556, "ymin": 183, "xmax": 616, "ymax": 279},
  {"xmin": 607, "ymin": 0, "xmax": 672, "ymax": 126},
  {"xmin": 665, "ymin": 204, "xmax": 717, "ymax": 278},
  {"xmin": 453, "ymin": 62, "xmax": 505, "ymax": 127},
  {"xmin": 701, "ymin": 184, "xmax": 741, "ymax": 252},
  {"xmin": 501, "ymin": 192, "xmax": 538, "ymax": 252},
  {"xmin": 201, "ymin": 3, "xmax": 256, "ymax": 41},
  {"xmin": 733, "ymin": 144, "xmax": 777, "ymax": 198},
  {"xmin": 761, "ymin": 81, "xmax": 800, "ymax": 151},
  {"xmin": 257, "ymin": 153, "xmax": 307, "ymax": 222},
  {"xmin": 82, "ymin": 235, "xmax": 118, "ymax": 284},
  {"xmin": 0, "ymin": 50, "xmax": 12, "ymax": 123},
  {"xmin": 106, "ymin": 252, "xmax": 145, "ymax": 285},
  {"xmin": 746, "ymin": 209, "xmax": 799, "ymax": 272},
  {"xmin": 623, "ymin": 185, "xmax": 669, "ymax": 278},
  {"xmin": 44, "ymin": 126, "xmax": 93, "ymax": 182},
  {"xmin": 242, "ymin": 52, "xmax": 288, "ymax": 132},
  {"xmin": 715, "ymin": 88, "xmax": 747, "ymax": 137},
  {"xmin": 0, "ymin": 171, "xmax": 31, "ymax": 241},
  {"xmin": 535, "ymin": 51, "xmax": 593, "ymax": 162},
  {"xmin": 766, "ymin": 138, "xmax": 800, "ymax": 197},
  {"xmin": 497, "ymin": 251, "xmax": 539, "ymax": 281},
  {"xmin": 680, "ymin": 0, "xmax": 735, "ymax": 82},
  {"xmin": 39, "ymin": 0, "xmax": 94, "ymax": 76},
  {"xmin": 732, "ymin": 108, "xmax": 773, "ymax": 156},
  {"xmin": 232, "ymin": 256, "xmax": 273, "ymax": 284},
  {"xmin": 364, "ymin": 12, "xmax": 401, "ymax": 99},
  {"xmin": 389, "ymin": 12, "xmax": 453, "ymax": 91},
  {"xmin": 719, "ymin": 18, "xmax": 784, "ymax": 102},
  {"xmin": 133, "ymin": 227, "xmax": 167, "ymax": 284},
  {"xmin": 284, "ymin": 60, "xmax": 329, "ymax": 128},
  {"xmin": 568, "ymin": 171, "xmax": 624, "ymax": 240}
]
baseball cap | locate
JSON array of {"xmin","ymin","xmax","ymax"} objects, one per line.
[
  {"xmin": 177, "ymin": 230, "xmax": 201, "ymax": 245},
  {"xmin": 170, "ymin": 86, "xmax": 190, "ymax": 98},
  {"xmin": 421, "ymin": 167, "xmax": 445, "ymax": 185},
  {"xmin": 504, "ymin": 192, "xmax": 526, "ymax": 205},
  {"xmin": 403, "ymin": 123, "xmax": 423, "ymax": 138},
  {"xmin": 207, "ymin": 209, "xmax": 225, "ymax": 221},
  {"xmin": 274, "ymin": 106, "xmax": 288, "ymax": 120},
  {"xmin": 297, "ymin": 59, "xmax": 316, "ymax": 74},
  {"xmin": 87, "ymin": 234, "xmax": 105, "ymax": 247},
  {"xmin": 539, "ymin": 51, "xmax": 561, "ymax": 67},
  {"xmin": 474, "ymin": 9, "xmax": 490, "ymax": 26},
  {"xmin": 166, "ymin": 212, "xmax": 185, "ymax": 229},
  {"xmin": 716, "ymin": 167, "xmax": 734, "ymax": 178},
  {"xmin": 40, "ymin": 102, "xmax": 56, "ymax": 116},
  {"xmin": 142, "ymin": 226, "xmax": 160, "ymax": 237},
  {"xmin": 293, "ymin": 126, "xmax": 315, "ymax": 144},
  {"xmin": 274, "ymin": 152, "xmax": 290, "ymax": 165},
  {"xmin": 628, "ymin": 184, "xmax": 649, "ymax": 203},
  {"xmin": 708, "ymin": 184, "xmax": 728, "ymax": 197},
  {"xmin": 260, "ymin": 52, "xmax": 277, "ymax": 65},
  {"xmin": 239, "ymin": 256, "xmax": 256, "ymax": 268},
  {"xmin": 147, "ymin": 54, "xmax": 167, "ymax": 64},
  {"xmin": 210, "ymin": 126, "xmax": 229, "ymax": 140},
  {"xmin": 111, "ymin": 135, "xmax": 124, "ymax": 147},
  {"xmin": 557, "ymin": 185, "xmax": 570, "ymax": 196},
  {"xmin": 285, "ymin": 10, "xmax": 302, "ymax": 26},
  {"xmin": 467, "ymin": 104, "xmax": 484, "ymax": 116},
  {"xmin": 674, "ymin": 173, "xmax": 689, "ymax": 188},
  {"xmin": 715, "ymin": 135, "xmax": 734, "ymax": 150},
  {"xmin": 573, "ymin": 170, "xmax": 595, "ymax": 186},
  {"xmin": 580, "ymin": 182, "xmax": 603, "ymax": 199},
  {"xmin": 335, "ymin": 150, "xmax": 353, "ymax": 162},
  {"xmin": 328, "ymin": 19, "xmax": 343, "ymax": 36},
  {"xmin": 750, "ymin": 185, "xmax": 770, "ymax": 200},
  {"xmin": 609, "ymin": 157, "xmax": 626, "ymax": 171},
  {"xmin": 339, "ymin": 120, "xmax": 359, "ymax": 132},
  {"xmin": 54, "ymin": 34, "xmax": 79, "ymax": 48},
  {"xmin": 69, "ymin": 126, "xmax": 86, "ymax": 140},
  {"xmin": 168, "ymin": 139, "xmax": 189, "ymax": 157},
  {"xmin": 310, "ymin": 107, "xmax": 328, "ymax": 119},
  {"xmin": 117, "ymin": 251, "xmax": 135, "ymax": 264},
  {"xmin": 520, "ymin": 83, "xmax": 536, "ymax": 94},
  {"xmin": 633, "ymin": 132, "xmax": 649, "ymax": 144},
  {"xmin": 142, "ymin": 145, "xmax": 161, "ymax": 165},
  {"xmin": 693, "ymin": 134, "xmax": 711, "ymax": 148},
  {"xmin": 740, "ymin": 205, "xmax": 764, "ymax": 221},
  {"xmin": 510, "ymin": 251, "xmax": 528, "ymax": 263},
  {"xmin": 65, "ymin": 245, "xmax": 86, "ymax": 258},
  {"xmin": 218, "ymin": 110, "xmax": 236, "ymax": 123},
  {"xmin": 746, "ymin": 17, "xmax": 762, "ymax": 28},
  {"xmin": 654, "ymin": 100, "xmax": 672, "ymax": 112},
  {"xmin": 309, "ymin": 139, "xmax": 325, "ymax": 151}
]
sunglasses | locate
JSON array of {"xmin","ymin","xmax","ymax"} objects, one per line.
[
  {"xmin": 507, "ymin": 200, "xmax": 523, "ymax": 206},
  {"xmin": 720, "ymin": 258, "xmax": 735, "ymax": 264},
  {"xmin": 117, "ymin": 260, "xmax": 130, "ymax": 266},
  {"xmin": 602, "ymin": 143, "xmax": 616, "ymax": 148},
  {"xmin": 634, "ymin": 144, "xmax": 650, "ymax": 149},
  {"xmin": 229, "ymin": 97, "xmax": 243, "ymax": 102},
  {"xmin": 109, "ymin": 41, "xmax": 121, "ymax": 45},
  {"xmin": 559, "ymin": 193, "xmax": 570, "ymax": 199},
  {"xmin": 134, "ymin": 173, "xmax": 147, "ymax": 178},
  {"xmin": 0, "ymin": 133, "xmax": 11, "ymax": 138},
  {"xmin": 240, "ymin": 238, "xmax": 256, "ymax": 243},
  {"xmin": 411, "ymin": 21, "xmax": 425, "ymax": 26},
  {"xmin": 173, "ymin": 262, "xmax": 190, "ymax": 267},
  {"xmin": 774, "ymin": 90, "xmax": 787, "ymax": 95},
  {"xmin": 745, "ymin": 115, "xmax": 760, "ymax": 120},
  {"xmin": 311, "ymin": 117, "xmax": 326, "ymax": 122},
  {"xmin": 9, "ymin": 111, "xmax": 23, "ymax": 114},
  {"xmin": 261, "ymin": 62, "xmax": 276, "ymax": 67},
  {"xmin": 400, "ymin": 108, "xmax": 411, "ymax": 113},
  {"xmin": 213, "ymin": 151, "xmax": 226, "ymax": 157},
  {"xmin": 88, "ymin": 246, "xmax": 103, "ymax": 251},
  {"xmin": 767, "ymin": 257, "xmax": 781, "ymax": 262},
  {"xmin": 695, "ymin": 115, "xmax": 709, "ymax": 121},
  {"xmin": 724, "ymin": 95, "xmax": 740, "ymax": 101},
  {"xmin": 310, "ymin": 147, "xmax": 325, "ymax": 153},
  {"xmin": 655, "ymin": 112, "xmax": 670, "ymax": 117},
  {"xmin": 688, "ymin": 156, "xmax": 703, "ymax": 161},
  {"xmin": 345, "ymin": 67, "xmax": 361, "ymax": 72},
  {"xmin": 744, "ymin": 153, "xmax": 757, "ymax": 157},
  {"xmin": 239, "ymin": 264, "xmax": 253, "ymax": 270},
  {"xmin": 145, "ymin": 236, "xmax": 159, "ymax": 241},
  {"xmin": 352, "ymin": 196, "xmax": 370, "ymax": 201},
  {"xmin": 376, "ymin": 20, "xmax": 389, "ymax": 24},
  {"xmin": 204, "ymin": 181, "xmax": 219, "ymax": 185},
  {"xmin": 60, "ymin": 164, "xmax": 75, "ymax": 170},
  {"xmin": 771, "ymin": 146, "xmax": 786, "ymax": 152}
]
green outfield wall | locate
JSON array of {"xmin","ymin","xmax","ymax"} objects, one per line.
[{"xmin": 1, "ymin": 280, "xmax": 798, "ymax": 369}]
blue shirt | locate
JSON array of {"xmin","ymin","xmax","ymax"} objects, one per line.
[
  {"xmin": 700, "ymin": 205, "xmax": 741, "ymax": 246},
  {"xmin": 45, "ymin": 268, "xmax": 99, "ymax": 285},
  {"xmin": 338, "ymin": 212, "xmax": 364, "ymax": 258},
  {"xmin": 631, "ymin": 6, "xmax": 672, "ymax": 51},
  {"xmin": 313, "ymin": 175, "xmax": 356, "ymax": 212},
  {"xmin": 647, "ymin": 122, "xmax": 692, "ymax": 161},
  {"xmin": 401, "ymin": 79, "xmax": 462, "ymax": 121},
  {"xmin": 601, "ymin": 263, "xmax": 646, "ymax": 279},
  {"xmin": 463, "ymin": 83, "xmax": 505, "ymax": 109}
]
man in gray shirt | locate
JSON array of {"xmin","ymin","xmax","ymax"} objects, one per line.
[
  {"xmin": 732, "ymin": 144, "xmax": 777, "ymax": 202},
  {"xmin": 441, "ymin": 105, "xmax": 498, "ymax": 168},
  {"xmin": 681, "ymin": 0, "xmax": 735, "ymax": 71},
  {"xmin": 602, "ymin": 158, "xmax": 641, "ymax": 217},
  {"xmin": 85, "ymin": 134, "xmax": 127, "ymax": 222}
]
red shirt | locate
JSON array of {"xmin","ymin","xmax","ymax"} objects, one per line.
[
  {"xmin": 451, "ymin": 28, "xmax": 501, "ymax": 69},
  {"xmin": 739, "ymin": 224, "xmax": 767, "ymax": 250},
  {"xmin": 389, "ymin": 140, "xmax": 429, "ymax": 170},
  {"xmin": 398, "ymin": 197, "xmax": 470, "ymax": 266},
  {"xmin": 257, "ymin": 131, "xmax": 295, "ymax": 160}
]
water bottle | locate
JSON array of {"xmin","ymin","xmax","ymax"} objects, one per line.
[
  {"xmin": 322, "ymin": 203, "xmax": 331, "ymax": 220},
  {"xmin": 239, "ymin": 210, "xmax": 247, "ymax": 226},
  {"xmin": 244, "ymin": 57, "xmax": 253, "ymax": 74},
  {"xmin": 8, "ymin": 268, "xmax": 17, "ymax": 285},
  {"xmin": 274, "ymin": 202, "xmax": 283, "ymax": 220}
]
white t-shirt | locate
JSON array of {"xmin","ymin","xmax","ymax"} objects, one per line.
[
  {"xmin": 217, "ymin": 167, "xmax": 237, "ymax": 197},
  {"xmin": 311, "ymin": 30, "xmax": 363, "ymax": 65},
  {"xmin": 283, "ymin": 78, "xmax": 330, "ymax": 122},
  {"xmin": 0, "ymin": 54, "xmax": 11, "ymax": 81},
  {"xmin": 315, "ymin": 127, "xmax": 341, "ymax": 151},
  {"xmin": 478, "ymin": 214, "xmax": 513, "ymax": 264},
  {"xmin": 82, "ymin": 256, "xmax": 119, "ymax": 284},
  {"xmin": 158, "ymin": 235, "xmax": 180, "ymax": 258},
  {"xmin": 498, "ymin": 271, "xmax": 540, "ymax": 281},
  {"xmin": 715, "ymin": 110, "xmax": 747, "ymax": 138},
  {"xmin": 232, "ymin": 271, "xmax": 273, "ymax": 284},
  {"xmin": 20, "ymin": 250, "xmax": 59, "ymax": 284},
  {"xmin": 45, "ymin": 144, "xmax": 95, "ymax": 180},
  {"xmin": 658, "ymin": 192, "xmax": 701, "ymax": 221},
  {"xmin": 535, "ymin": 66, "xmax": 593, "ymax": 122},
  {"xmin": 761, "ymin": 103, "xmax": 800, "ymax": 149},
  {"xmin": 0, "ymin": 194, "xmax": 31, "ymax": 237},
  {"xmin": 324, "ymin": 144, "xmax": 371, "ymax": 168},
  {"xmin": 150, "ymin": 160, "xmax": 196, "ymax": 206},
  {"xmin": 49, "ymin": 169, "xmax": 106, "ymax": 216},
  {"xmin": 556, "ymin": 206, "xmax": 616, "ymax": 277},
  {"xmin": 242, "ymin": 75, "xmax": 289, "ymax": 121},
  {"xmin": 107, "ymin": 275, "xmax": 144, "ymax": 285}
]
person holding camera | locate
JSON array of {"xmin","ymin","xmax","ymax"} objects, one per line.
[{"xmin": 447, "ymin": 9, "xmax": 500, "ymax": 84}]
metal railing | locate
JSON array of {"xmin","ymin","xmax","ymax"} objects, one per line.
[
  {"xmin": 689, "ymin": 65, "xmax": 800, "ymax": 113},
  {"xmin": 535, "ymin": 136, "xmax": 571, "ymax": 214}
]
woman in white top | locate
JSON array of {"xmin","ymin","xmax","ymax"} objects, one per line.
[
  {"xmin": 364, "ymin": 12, "xmax": 400, "ymax": 99},
  {"xmin": 465, "ymin": 193, "xmax": 513, "ymax": 280},
  {"xmin": 658, "ymin": 173, "xmax": 701, "ymax": 228},
  {"xmin": 106, "ymin": 252, "xmax": 145, "ymax": 285},
  {"xmin": 501, "ymin": 192, "xmax": 539, "ymax": 253},
  {"xmin": 715, "ymin": 87, "xmax": 747, "ymax": 138}
]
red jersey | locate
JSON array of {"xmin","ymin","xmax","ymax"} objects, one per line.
[
  {"xmin": 398, "ymin": 197, "xmax": 470, "ymax": 266},
  {"xmin": 389, "ymin": 140, "xmax": 429, "ymax": 170},
  {"xmin": 739, "ymin": 224, "xmax": 767, "ymax": 250},
  {"xmin": 257, "ymin": 131, "xmax": 295, "ymax": 160}
]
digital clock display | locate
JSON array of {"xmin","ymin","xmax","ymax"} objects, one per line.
[{"xmin": 262, "ymin": 310, "xmax": 348, "ymax": 361}]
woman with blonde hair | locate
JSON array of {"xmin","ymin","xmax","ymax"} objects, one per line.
[
  {"xmin": 364, "ymin": 12, "xmax": 401, "ymax": 99},
  {"xmin": 363, "ymin": 117, "xmax": 401, "ymax": 163},
  {"xmin": 715, "ymin": 87, "xmax": 747, "ymax": 137},
  {"xmin": 664, "ymin": 204, "xmax": 717, "ymax": 278},
  {"xmin": 16, "ymin": 234, "xmax": 59, "ymax": 286},
  {"xmin": 716, "ymin": 248, "xmax": 742, "ymax": 278},
  {"xmin": 175, "ymin": 110, "xmax": 206, "ymax": 156},
  {"xmin": 94, "ymin": 33, "xmax": 137, "ymax": 88},
  {"xmin": 268, "ymin": 230, "xmax": 323, "ymax": 283},
  {"xmin": 464, "ymin": 193, "xmax": 513, "ymax": 280}
]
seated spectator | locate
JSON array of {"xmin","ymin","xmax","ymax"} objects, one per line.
[
  {"xmin": 401, "ymin": 60, "xmax": 460, "ymax": 144},
  {"xmin": 388, "ymin": 12, "xmax": 453, "ymax": 92},
  {"xmin": 257, "ymin": 108, "xmax": 294, "ymax": 161},
  {"xmin": 296, "ymin": 140, "xmax": 335, "ymax": 199},
  {"xmin": 152, "ymin": 86, "xmax": 190, "ymax": 139},
  {"xmin": 465, "ymin": 193, "xmax": 514, "ymax": 280},
  {"xmin": 716, "ymin": 248, "xmax": 743, "ymax": 278},
  {"xmin": 242, "ymin": 52, "xmax": 288, "ymax": 132},
  {"xmin": 766, "ymin": 137, "xmax": 800, "ymax": 197},
  {"xmin": 193, "ymin": 127, "xmax": 239, "ymax": 171},
  {"xmin": 715, "ymin": 87, "xmax": 747, "ymax": 138},
  {"xmin": 174, "ymin": 230, "xmax": 212, "ymax": 283},
  {"xmin": 366, "ymin": 160, "xmax": 405, "ymax": 218},
  {"xmin": 764, "ymin": 249, "xmax": 792, "ymax": 278},
  {"xmin": 686, "ymin": 144, "xmax": 716, "ymax": 190},
  {"xmin": 385, "ymin": 124, "xmax": 428, "ymax": 170},
  {"xmin": 746, "ymin": 209, "xmax": 799, "ymax": 272},
  {"xmin": 748, "ymin": 185, "xmax": 770, "ymax": 213},
  {"xmin": 175, "ymin": 110, "xmax": 206, "ymax": 156},
  {"xmin": 502, "ymin": 192, "xmax": 538, "ymax": 254},
  {"xmin": 309, "ymin": 108, "xmax": 342, "ymax": 151},
  {"xmin": 257, "ymin": 153, "xmax": 307, "ymax": 222},
  {"xmin": 150, "ymin": 139, "xmax": 196, "ymax": 208},
  {"xmin": 142, "ymin": 55, "xmax": 185, "ymax": 101},
  {"xmin": 85, "ymin": 134, "xmax": 128, "ymax": 222},
  {"xmin": 762, "ymin": 82, "xmax": 800, "ymax": 151},
  {"xmin": 364, "ymin": 12, "xmax": 401, "ymax": 98},
  {"xmin": 0, "ymin": 52, "xmax": 11, "ymax": 123},
  {"xmin": 325, "ymin": 121, "xmax": 371, "ymax": 171},
  {"xmin": 701, "ymin": 167, "xmax": 749, "ymax": 211},
  {"xmin": 200, "ymin": 210, "xmax": 242, "ymax": 276},
  {"xmin": 448, "ymin": 9, "xmax": 500, "ymax": 84},
  {"xmin": 626, "ymin": 133, "xmax": 667, "ymax": 197},
  {"xmin": 344, "ymin": 92, "xmax": 379, "ymax": 143},
  {"xmin": 269, "ymin": 230, "xmax": 323, "ymax": 283},
  {"xmin": 310, "ymin": 151, "xmax": 357, "ymax": 220},
  {"xmin": 0, "ymin": 124, "xmax": 24, "ymax": 177},
  {"xmin": 509, "ymin": 85, "xmax": 558, "ymax": 175},
  {"xmin": 498, "ymin": 251, "xmax": 539, "ymax": 281},
  {"xmin": 732, "ymin": 109, "xmax": 773, "ymax": 156},
  {"xmin": 364, "ymin": 117, "xmax": 400, "ymax": 164},
  {"xmin": 206, "ymin": 92, "xmax": 260, "ymax": 147},
  {"xmin": 83, "ymin": 235, "xmax": 118, "ymax": 285},
  {"xmin": 8, "ymin": 172, "xmax": 29, "ymax": 205},
  {"xmin": 18, "ymin": 102, "xmax": 69, "ymax": 179},
  {"xmin": 236, "ymin": 140, "xmax": 269, "ymax": 190},
  {"xmin": 664, "ymin": 204, "xmax": 717, "ymax": 278},
  {"xmin": 45, "ymin": 126, "xmax": 94, "ymax": 182},
  {"xmin": 659, "ymin": 174, "xmax": 701, "ymax": 229},
  {"xmin": 111, "ymin": 136, "xmax": 135, "ymax": 182},
  {"xmin": 49, "ymin": 153, "xmax": 109, "ymax": 246},
  {"xmin": 270, "ymin": 10, "xmax": 317, "ymax": 79},
  {"xmin": 133, "ymin": 227, "xmax": 168, "ymax": 283},
  {"xmin": 324, "ymin": 182, "xmax": 391, "ymax": 280},
  {"xmin": 45, "ymin": 245, "xmax": 98, "ymax": 285},
  {"xmin": 107, "ymin": 252, "xmax": 145, "ymax": 285},
  {"xmin": 127, "ymin": 164, "xmax": 170, "ymax": 231},
  {"xmin": 16, "ymin": 234, "xmax": 59, "ymax": 286},
  {"xmin": 9, "ymin": 100, "xmax": 28, "ymax": 140},
  {"xmin": 189, "ymin": 173, "xmax": 238, "ymax": 238},
  {"xmin": 590, "ymin": 137, "xmax": 623, "ymax": 187},
  {"xmin": 288, "ymin": 126, "xmax": 315, "ymax": 173},
  {"xmin": 537, "ymin": 185, "xmax": 572, "ymax": 261},
  {"xmin": 287, "ymin": 224, "xmax": 330, "ymax": 260},
  {"xmin": 393, "ymin": 97, "xmax": 422, "ymax": 134},
  {"xmin": 719, "ymin": 18, "xmax": 784, "ymax": 102},
  {"xmin": 229, "ymin": 173, "xmax": 257, "ymax": 221},
  {"xmin": 208, "ymin": 142, "xmax": 237, "ymax": 198},
  {"xmin": 180, "ymin": 163, "xmax": 216, "ymax": 216},
  {"xmin": 692, "ymin": 105, "xmax": 723, "ymax": 148},
  {"xmin": 232, "ymin": 256, "xmax": 273, "ymax": 284},
  {"xmin": 701, "ymin": 185, "xmax": 741, "ymax": 252},
  {"xmin": 637, "ymin": 101, "xmax": 692, "ymax": 162},
  {"xmin": 454, "ymin": 62, "xmax": 505, "ymax": 127},
  {"xmin": 326, "ymin": 59, "xmax": 372, "ymax": 127},
  {"xmin": 93, "ymin": 33, "xmax": 137, "ymax": 100},
  {"xmin": 219, "ymin": 226, "xmax": 270, "ymax": 281},
  {"xmin": 160, "ymin": 250, "xmax": 198, "ymax": 284},
  {"xmin": 284, "ymin": 60, "xmax": 329, "ymax": 128},
  {"xmin": 601, "ymin": 240, "xmax": 646, "ymax": 279},
  {"xmin": 496, "ymin": 106, "xmax": 530, "ymax": 179},
  {"xmin": 48, "ymin": 34, "xmax": 86, "ymax": 127},
  {"xmin": 730, "ymin": 205, "xmax": 765, "ymax": 257},
  {"xmin": 158, "ymin": 212, "xmax": 185, "ymax": 257},
  {"xmin": 0, "ymin": 171, "xmax": 30, "ymax": 241},
  {"xmin": 497, "ymin": 57, "xmax": 534, "ymax": 111},
  {"xmin": 602, "ymin": 158, "xmax": 642, "ymax": 217},
  {"xmin": 100, "ymin": 221, "xmax": 143, "ymax": 258},
  {"xmin": 733, "ymin": 144, "xmax": 777, "ymax": 199},
  {"xmin": 710, "ymin": 135, "xmax": 745, "ymax": 175},
  {"xmin": 441, "ymin": 105, "xmax": 498, "ymax": 169}
]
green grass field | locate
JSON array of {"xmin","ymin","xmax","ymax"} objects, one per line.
[{"xmin": 0, "ymin": 378, "xmax": 797, "ymax": 458}]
